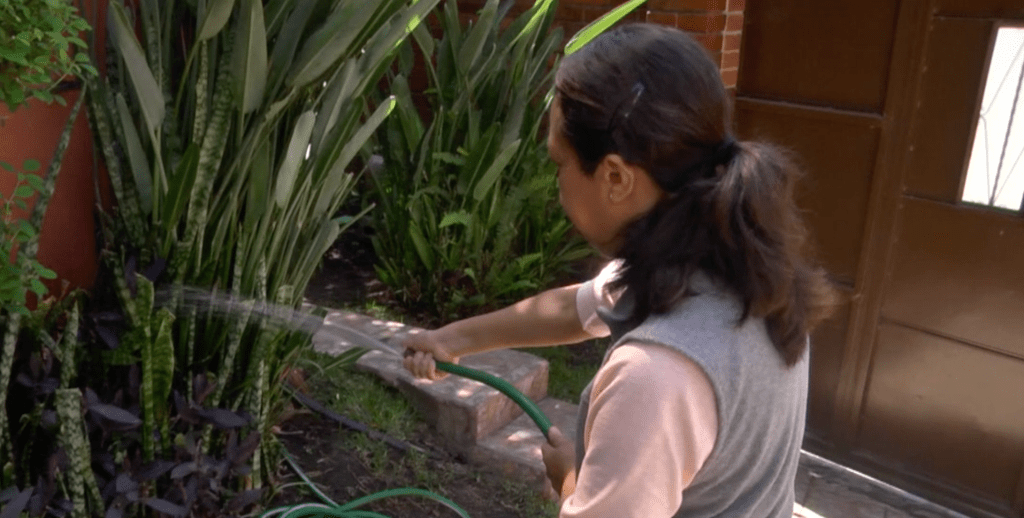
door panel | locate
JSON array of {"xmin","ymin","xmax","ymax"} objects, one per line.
[
  {"xmin": 737, "ymin": 0, "xmax": 900, "ymax": 111},
  {"xmin": 882, "ymin": 198, "xmax": 1024, "ymax": 358},
  {"xmin": 739, "ymin": 0, "xmax": 1024, "ymax": 515},
  {"xmin": 806, "ymin": 298, "xmax": 851, "ymax": 440},
  {"xmin": 859, "ymin": 323, "xmax": 1024, "ymax": 505},
  {"xmin": 936, "ymin": 1, "xmax": 1024, "ymax": 18},
  {"xmin": 864, "ymin": 7, "xmax": 1024, "ymax": 514},
  {"xmin": 903, "ymin": 17, "xmax": 992, "ymax": 202},
  {"xmin": 735, "ymin": 105, "xmax": 880, "ymax": 283}
]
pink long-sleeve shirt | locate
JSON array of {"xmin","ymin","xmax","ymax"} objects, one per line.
[{"xmin": 563, "ymin": 261, "xmax": 719, "ymax": 518}]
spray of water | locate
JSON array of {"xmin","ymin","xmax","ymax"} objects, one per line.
[{"xmin": 155, "ymin": 286, "xmax": 404, "ymax": 357}]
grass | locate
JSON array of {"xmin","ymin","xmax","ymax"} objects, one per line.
[
  {"xmin": 526, "ymin": 338, "xmax": 608, "ymax": 404},
  {"xmin": 292, "ymin": 347, "xmax": 559, "ymax": 517}
]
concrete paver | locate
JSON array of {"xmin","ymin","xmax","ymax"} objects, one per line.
[
  {"xmin": 471, "ymin": 397, "xmax": 580, "ymax": 492},
  {"xmin": 312, "ymin": 309, "xmax": 550, "ymax": 446}
]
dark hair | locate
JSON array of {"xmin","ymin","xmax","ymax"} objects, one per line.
[{"xmin": 555, "ymin": 24, "xmax": 836, "ymax": 366}]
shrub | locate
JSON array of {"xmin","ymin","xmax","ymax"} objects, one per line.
[{"xmin": 368, "ymin": 0, "xmax": 591, "ymax": 320}]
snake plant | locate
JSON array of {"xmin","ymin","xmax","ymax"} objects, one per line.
[{"xmin": 87, "ymin": 0, "xmax": 440, "ymax": 492}]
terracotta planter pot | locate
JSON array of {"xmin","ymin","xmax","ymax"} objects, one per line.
[
  {"xmin": 0, "ymin": 0, "xmax": 110, "ymax": 299},
  {"xmin": 1, "ymin": 88, "xmax": 101, "ymax": 296}
]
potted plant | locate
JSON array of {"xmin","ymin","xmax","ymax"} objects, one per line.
[
  {"xmin": 0, "ymin": 0, "xmax": 102, "ymax": 296},
  {"xmin": 0, "ymin": 0, "xmax": 97, "ymax": 112}
]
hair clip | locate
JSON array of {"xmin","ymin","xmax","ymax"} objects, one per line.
[{"xmin": 620, "ymin": 82, "xmax": 645, "ymax": 123}]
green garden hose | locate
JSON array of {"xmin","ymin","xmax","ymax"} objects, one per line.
[
  {"xmin": 434, "ymin": 361, "xmax": 553, "ymax": 438},
  {"xmin": 260, "ymin": 450, "xmax": 470, "ymax": 518},
  {"xmin": 325, "ymin": 323, "xmax": 555, "ymax": 438}
]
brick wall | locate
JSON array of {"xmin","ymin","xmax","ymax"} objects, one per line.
[{"xmin": 458, "ymin": 1, "xmax": 746, "ymax": 89}]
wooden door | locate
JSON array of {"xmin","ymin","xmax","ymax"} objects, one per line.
[{"xmin": 736, "ymin": 1, "xmax": 1024, "ymax": 516}]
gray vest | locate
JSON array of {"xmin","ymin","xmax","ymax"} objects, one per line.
[{"xmin": 576, "ymin": 272, "xmax": 807, "ymax": 517}]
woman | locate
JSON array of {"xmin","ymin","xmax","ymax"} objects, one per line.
[{"xmin": 403, "ymin": 23, "xmax": 836, "ymax": 517}]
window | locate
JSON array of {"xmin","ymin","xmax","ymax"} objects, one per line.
[{"xmin": 962, "ymin": 26, "xmax": 1024, "ymax": 212}]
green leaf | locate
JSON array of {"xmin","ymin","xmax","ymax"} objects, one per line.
[
  {"xmin": 565, "ymin": 0, "xmax": 647, "ymax": 56},
  {"xmin": 323, "ymin": 96, "xmax": 396, "ymax": 186},
  {"xmin": 408, "ymin": 222, "xmax": 434, "ymax": 271},
  {"xmin": 245, "ymin": 141, "xmax": 270, "ymax": 232},
  {"xmin": 472, "ymin": 139, "xmax": 520, "ymax": 201},
  {"xmin": 29, "ymin": 278, "xmax": 47, "ymax": 296},
  {"xmin": 197, "ymin": 0, "xmax": 238, "ymax": 42},
  {"xmin": 507, "ymin": 0, "xmax": 556, "ymax": 49},
  {"xmin": 150, "ymin": 308, "xmax": 176, "ymax": 409},
  {"xmin": 13, "ymin": 185, "xmax": 34, "ymax": 198},
  {"xmin": 21, "ymin": 159, "xmax": 41, "ymax": 172},
  {"xmin": 0, "ymin": 161, "xmax": 13, "ymax": 172},
  {"xmin": 235, "ymin": 0, "xmax": 268, "ymax": 114},
  {"xmin": 266, "ymin": 0, "xmax": 316, "ymax": 99},
  {"xmin": 390, "ymin": 75, "xmax": 424, "ymax": 155},
  {"xmin": 163, "ymin": 143, "xmax": 200, "ymax": 228},
  {"xmin": 456, "ymin": 0, "xmax": 497, "ymax": 74},
  {"xmin": 433, "ymin": 152, "xmax": 465, "ymax": 166},
  {"xmin": 108, "ymin": 1, "xmax": 165, "ymax": 138},
  {"xmin": 439, "ymin": 211, "xmax": 472, "ymax": 229},
  {"xmin": 310, "ymin": 59, "xmax": 358, "ymax": 155},
  {"xmin": 116, "ymin": 93, "xmax": 154, "ymax": 215},
  {"xmin": 134, "ymin": 274, "xmax": 155, "ymax": 332},
  {"xmin": 274, "ymin": 110, "xmax": 316, "ymax": 208},
  {"xmin": 35, "ymin": 265, "xmax": 57, "ymax": 280},
  {"xmin": 289, "ymin": 0, "xmax": 379, "ymax": 88},
  {"xmin": 24, "ymin": 174, "xmax": 45, "ymax": 192},
  {"xmin": 356, "ymin": 0, "xmax": 442, "ymax": 89}
]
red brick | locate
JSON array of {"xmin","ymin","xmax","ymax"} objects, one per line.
[
  {"xmin": 646, "ymin": 10, "xmax": 679, "ymax": 26},
  {"xmin": 457, "ymin": 0, "xmax": 487, "ymax": 13},
  {"xmin": 647, "ymin": 0, "xmax": 726, "ymax": 11},
  {"xmin": 563, "ymin": 0, "xmax": 613, "ymax": 6},
  {"xmin": 727, "ymin": 0, "xmax": 745, "ymax": 12},
  {"xmin": 725, "ymin": 12, "xmax": 743, "ymax": 31},
  {"xmin": 677, "ymin": 12, "xmax": 726, "ymax": 32},
  {"xmin": 689, "ymin": 32, "xmax": 724, "ymax": 53},
  {"xmin": 723, "ymin": 33, "xmax": 742, "ymax": 52},
  {"xmin": 556, "ymin": 5, "xmax": 589, "ymax": 22},
  {"xmin": 720, "ymin": 68, "xmax": 738, "ymax": 88},
  {"xmin": 721, "ymin": 50, "xmax": 740, "ymax": 69}
]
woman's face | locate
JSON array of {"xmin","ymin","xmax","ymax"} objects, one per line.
[{"xmin": 547, "ymin": 99, "xmax": 620, "ymax": 255}]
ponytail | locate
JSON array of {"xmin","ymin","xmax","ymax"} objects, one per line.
[{"xmin": 610, "ymin": 141, "xmax": 837, "ymax": 366}]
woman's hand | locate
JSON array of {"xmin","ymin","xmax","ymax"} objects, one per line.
[
  {"xmin": 542, "ymin": 426, "xmax": 577, "ymax": 499},
  {"xmin": 401, "ymin": 328, "xmax": 459, "ymax": 381}
]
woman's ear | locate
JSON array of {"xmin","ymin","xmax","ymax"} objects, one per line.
[
  {"xmin": 598, "ymin": 154, "xmax": 664, "ymax": 217},
  {"xmin": 598, "ymin": 154, "xmax": 639, "ymax": 203}
]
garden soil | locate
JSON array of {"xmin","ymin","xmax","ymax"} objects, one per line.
[{"xmin": 281, "ymin": 231, "xmax": 554, "ymax": 517}]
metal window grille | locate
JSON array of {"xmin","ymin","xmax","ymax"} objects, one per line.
[{"xmin": 962, "ymin": 26, "xmax": 1024, "ymax": 212}]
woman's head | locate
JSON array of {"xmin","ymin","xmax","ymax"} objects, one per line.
[
  {"xmin": 554, "ymin": 23, "xmax": 732, "ymax": 187},
  {"xmin": 551, "ymin": 24, "xmax": 836, "ymax": 366}
]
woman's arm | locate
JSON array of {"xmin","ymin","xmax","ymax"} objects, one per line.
[
  {"xmin": 403, "ymin": 283, "xmax": 596, "ymax": 379},
  {"xmin": 560, "ymin": 343, "xmax": 717, "ymax": 518}
]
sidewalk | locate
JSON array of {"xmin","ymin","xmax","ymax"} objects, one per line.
[{"xmin": 794, "ymin": 451, "xmax": 971, "ymax": 518}]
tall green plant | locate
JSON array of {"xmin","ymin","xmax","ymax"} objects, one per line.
[
  {"xmin": 369, "ymin": 0, "xmax": 645, "ymax": 319},
  {"xmin": 87, "ymin": 0, "xmax": 440, "ymax": 499}
]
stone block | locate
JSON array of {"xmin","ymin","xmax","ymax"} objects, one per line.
[
  {"xmin": 312, "ymin": 309, "xmax": 550, "ymax": 446},
  {"xmin": 471, "ymin": 398, "xmax": 580, "ymax": 494}
]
